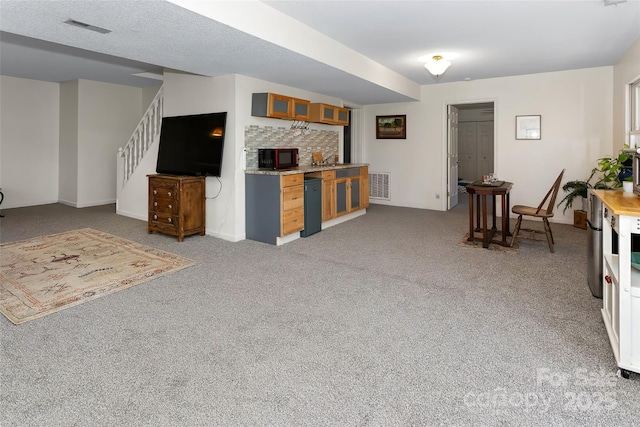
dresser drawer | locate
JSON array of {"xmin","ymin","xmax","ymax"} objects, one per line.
[
  {"xmin": 282, "ymin": 174, "xmax": 303, "ymax": 188},
  {"xmin": 151, "ymin": 184, "xmax": 179, "ymax": 200},
  {"xmin": 281, "ymin": 207, "xmax": 304, "ymax": 236},
  {"xmin": 149, "ymin": 212, "xmax": 178, "ymax": 230},
  {"xmin": 150, "ymin": 198, "xmax": 178, "ymax": 215},
  {"xmin": 282, "ymin": 185, "xmax": 304, "ymax": 211}
]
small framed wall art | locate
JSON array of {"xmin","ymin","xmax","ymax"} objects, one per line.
[
  {"xmin": 515, "ymin": 115, "xmax": 541, "ymax": 140},
  {"xmin": 376, "ymin": 115, "xmax": 406, "ymax": 139}
]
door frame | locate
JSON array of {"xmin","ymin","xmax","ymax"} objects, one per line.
[{"xmin": 444, "ymin": 99, "xmax": 497, "ymax": 211}]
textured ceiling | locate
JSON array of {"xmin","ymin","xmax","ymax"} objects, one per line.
[{"xmin": 0, "ymin": 0, "xmax": 638, "ymax": 105}]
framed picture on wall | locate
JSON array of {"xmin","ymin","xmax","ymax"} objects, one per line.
[
  {"xmin": 376, "ymin": 115, "xmax": 406, "ymax": 139},
  {"xmin": 516, "ymin": 115, "xmax": 541, "ymax": 140}
]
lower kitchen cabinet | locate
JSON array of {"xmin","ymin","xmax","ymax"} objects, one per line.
[
  {"xmin": 360, "ymin": 166, "xmax": 369, "ymax": 208},
  {"xmin": 335, "ymin": 167, "xmax": 362, "ymax": 217},
  {"xmin": 321, "ymin": 170, "xmax": 336, "ymax": 221},
  {"xmin": 245, "ymin": 165, "xmax": 369, "ymax": 245},
  {"xmin": 246, "ymin": 173, "xmax": 304, "ymax": 244},
  {"xmin": 597, "ymin": 190, "xmax": 640, "ymax": 379}
]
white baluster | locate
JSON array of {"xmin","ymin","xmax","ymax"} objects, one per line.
[{"xmin": 118, "ymin": 85, "xmax": 163, "ymax": 185}]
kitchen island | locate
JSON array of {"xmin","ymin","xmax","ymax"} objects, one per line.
[
  {"xmin": 593, "ymin": 189, "xmax": 640, "ymax": 379},
  {"xmin": 245, "ymin": 164, "xmax": 369, "ymax": 245}
]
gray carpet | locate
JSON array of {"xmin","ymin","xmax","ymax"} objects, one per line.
[{"xmin": 0, "ymin": 201, "xmax": 637, "ymax": 426}]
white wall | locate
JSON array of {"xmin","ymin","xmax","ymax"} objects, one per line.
[
  {"xmin": 75, "ymin": 80, "xmax": 143, "ymax": 207},
  {"xmin": 0, "ymin": 76, "xmax": 60, "ymax": 208},
  {"xmin": 59, "ymin": 80, "xmax": 79, "ymax": 206},
  {"xmin": 161, "ymin": 71, "xmax": 239, "ymax": 240},
  {"xmin": 614, "ymin": 37, "xmax": 640, "ymax": 150},
  {"xmin": 364, "ymin": 67, "xmax": 614, "ymax": 224}
]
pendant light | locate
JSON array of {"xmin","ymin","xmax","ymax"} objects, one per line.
[{"xmin": 424, "ymin": 55, "xmax": 451, "ymax": 77}]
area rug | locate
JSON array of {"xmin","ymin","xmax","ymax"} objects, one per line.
[
  {"xmin": 460, "ymin": 232, "xmax": 519, "ymax": 253},
  {"xmin": 0, "ymin": 228, "xmax": 194, "ymax": 324}
]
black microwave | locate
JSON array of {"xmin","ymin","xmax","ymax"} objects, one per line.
[{"xmin": 258, "ymin": 148, "xmax": 299, "ymax": 170}]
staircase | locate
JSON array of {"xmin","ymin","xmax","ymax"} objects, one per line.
[{"xmin": 116, "ymin": 86, "xmax": 163, "ymax": 220}]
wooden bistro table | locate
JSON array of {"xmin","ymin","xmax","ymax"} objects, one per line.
[{"xmin": 466, "ymin": 180, "xmax": 513, "ymax": 248}]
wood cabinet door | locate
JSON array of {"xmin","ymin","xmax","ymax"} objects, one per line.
[
  {"xmin": 350, "ymin": 177, "xmax": 360, "ymax": 210},
  {"xmin": 335, "ymin": 178, "xmax": 349, "ymax": 216},
  {"xmin": 322, "ymin": 178, "xmax": 335, "ymax": 221},
  {"xmin": 360, "ymin": 167, "xmax": 369, "ymax": 208},
  {"xmin": 267, "ymin": 93, "xmax": 292, "ymax": 119},
  {"xmin": 291, "ymin": 97, "xmax": 310, "ymax": 121},
  {"xmin": 335, "ymin": 107, "xmax": 349, "ymax": 125}
]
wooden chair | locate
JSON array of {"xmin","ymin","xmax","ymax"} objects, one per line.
[{"xmin": 510, "ymin": 169, "xmax": 565, "ymax": 253}]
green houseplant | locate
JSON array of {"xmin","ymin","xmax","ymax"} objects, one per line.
[
  {"xmin": 596, "ymin": 151, "xmax": 633, "ymax": 188},
  {"xmin": 558, "ymin": 150, "xmax": 634, "ymax": 214},
  {"xmin": 558, "ymin": 169, "xmax": 603, "ymax": 214}
]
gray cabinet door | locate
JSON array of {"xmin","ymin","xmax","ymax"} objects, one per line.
[{"xmin": 336, "ymin": 180, "xmax": 347, "ymax": 215}]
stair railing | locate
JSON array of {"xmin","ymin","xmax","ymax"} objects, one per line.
[{"xmin": 117, "ymin": 85, "xmax": 163, "ymax": 186}]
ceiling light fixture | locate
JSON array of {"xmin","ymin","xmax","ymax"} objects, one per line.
[{"xmin": 424, "ymin": 55, "xmax": 451, "ymax": 77}]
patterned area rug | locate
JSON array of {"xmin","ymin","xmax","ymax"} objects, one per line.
[
  {"xmin": 460, "ymin": 232, "xmax": 519, "ymax": 253},
  {"xmin": 0, "ymin": 228, "xmax": 194, "ymax": 324}
]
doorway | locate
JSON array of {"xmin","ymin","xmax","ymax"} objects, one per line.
[
  {"xmin": 447, "ymin": 102, "xmax": 495, "ymax": 210},
  {"xmin": 343, "ymin": 110, "xmax": 352, "ymax": 163}
]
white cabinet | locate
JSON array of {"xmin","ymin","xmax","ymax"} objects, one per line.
[{"xmin": 598, "ymin": 190, "xmax": 640, "ymax": 379}]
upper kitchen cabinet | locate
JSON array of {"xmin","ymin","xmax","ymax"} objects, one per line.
[
  {"xmin": 251, "ymin": 93, "xmax": 310, "ymax": 121},
  {"xmin": 309, "ymin": 103, "xmax": 349, "ymax": 126}
]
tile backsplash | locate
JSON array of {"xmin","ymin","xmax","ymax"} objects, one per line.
[{"xmin": 245, "ymin": 125, "xmax": 339, "ymax": 168}]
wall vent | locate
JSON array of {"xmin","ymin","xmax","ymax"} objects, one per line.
[
  {"xmin": 369, "ymin": 172, "xmax": 390, "ymax": 200},
  {"xmin": 64, "ymin": 19, "xmax": 112, "ymax": 34}
]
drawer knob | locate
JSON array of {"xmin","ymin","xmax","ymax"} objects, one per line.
[
  {"xmin": 168, "ymin": 191, "xmax": 172, "ymax": 197},
  {"xmin": 154, "ymin": 202, "xmax": 158, "ymax": 207},
  {"xmin": 605, "ymin": 275, "xmax": 612, "ymax": 284},
  {"xmin": 292, "ymin": 219, "xmax": 298, "ymax": 222},
  {"xmin": 153, "ymin": 215, "xmax": 157, "ymax": 220},
  {"xmin": 168, "ymin": 218, "xmax": 172, "ymax": 223},
  {"xmin": 153, "ymin": 190, "xmax": 157, "ymax": 195},
  {"xmin": 168, "ymin": 204, "xmax": 172, "ymax": 209}
]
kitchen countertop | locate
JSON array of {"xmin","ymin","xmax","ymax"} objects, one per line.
[
  {"xmin": 245, "ymin": 163, "xmax": 368, "ymax": 175},
  {"xmin": 593, "ymin": 189, "xmax": 640, "ymax": 216}
]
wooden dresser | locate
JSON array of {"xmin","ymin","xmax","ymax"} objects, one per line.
[{"xmin": 147, "ymin": 174, "xmax": 205, "ymax": 242}]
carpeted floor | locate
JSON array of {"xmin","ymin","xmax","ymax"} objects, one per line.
[{"xmin": 0, "ymin": 201, "xmax": 637, "ymax": 426}]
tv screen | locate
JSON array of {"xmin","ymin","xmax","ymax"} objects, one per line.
[{"xmin": 156, "ymin": 112, "xmax": 227, "ymax": 177}]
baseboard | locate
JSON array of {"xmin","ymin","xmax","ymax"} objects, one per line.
[
  {"xmin": 59, "ymin": 199, "xmax": 116, "ymax": 208},
  {"xmin": 322, "ymin": 209, "xmax": 366, "ymax": 230},
  {"xmin": 206, "ymin": 228, "xmax": 246, "ymax": 242},
  {"xmin": 116, "ymin": 209, "xmax": 147, "ymax": 222}
]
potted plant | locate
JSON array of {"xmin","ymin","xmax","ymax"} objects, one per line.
[
  {"xmin": 623, "ymin": 175, "xmax": 634, "ymax": 193},
  {"xmin": 596, "ymin": 150, "xmax": 633, "ymax": 188},
  {"xmin": 558, "ymin": 169, "xmax": 603, "ymax": 214},
  {"xmin": 558, "ymin": 150, "xmax": 633, "ymax": 214}
]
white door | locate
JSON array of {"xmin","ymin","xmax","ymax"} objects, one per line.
[
  {"xmin": 477, "ymin": 122, "xmax": 494, "ymax": 178},
  {"xmin": 458, "ymin": 122, "xmax": 477, "ymax": 181},
  {"xmin": 447, "ymin": 105, "xmax": 459, "ymax": 209}
]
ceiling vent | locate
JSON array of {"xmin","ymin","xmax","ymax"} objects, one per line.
[{"xmin": 64, "ymin": 19, "xmax": 111, "ymax": 34}]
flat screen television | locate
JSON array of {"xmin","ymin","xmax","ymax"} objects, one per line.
[{"xmin": 156, "ymin": 112, "xmax": 227, "ymax": 177}]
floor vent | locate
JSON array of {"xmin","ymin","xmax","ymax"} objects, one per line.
[{"xmin": 369, "ymin": 172, "xmax": 390, "ymax": 200}]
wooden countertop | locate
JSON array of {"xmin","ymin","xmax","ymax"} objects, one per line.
[
  {"xmin": 593, "ymin": 189, "xmax": 640, "ymax": 216},
  {"xmin": 245, "ymin": 163, "xmax": 368, "ymax": 176}
]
